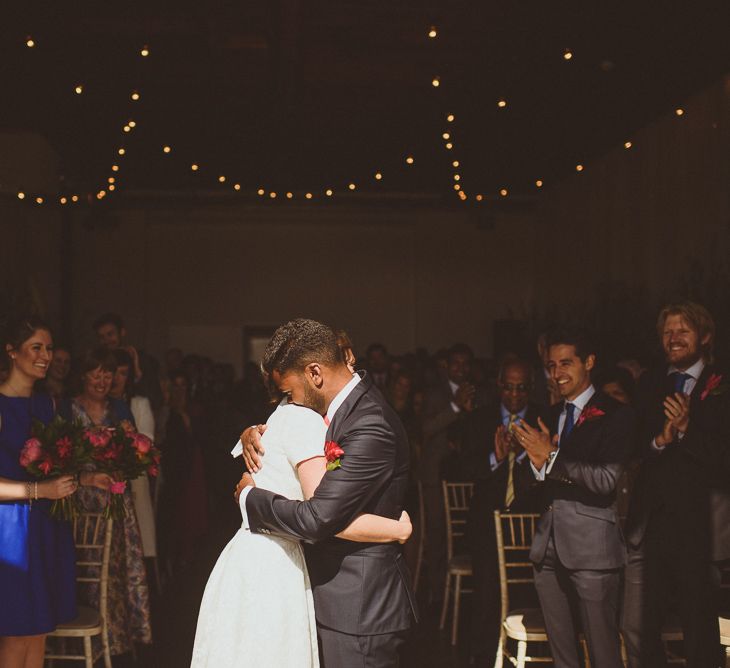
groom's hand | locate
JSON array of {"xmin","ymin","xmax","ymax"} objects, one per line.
[
  {"xmin": 234, "ymin": 473, "xmax": 255, "ymax": 505},
  {"xmin": 241, "ymin": 424, "xmax": 267, "ymax": 472}
]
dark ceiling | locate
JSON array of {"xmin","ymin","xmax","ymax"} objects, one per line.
[{"xmin": 2, "ymin": 1, "xmax": 728, "ymax": 203}]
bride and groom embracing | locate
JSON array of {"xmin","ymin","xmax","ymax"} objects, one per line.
[{"xmin": 191, "ymin": 319, "xmax": 419, "ymax": 667}]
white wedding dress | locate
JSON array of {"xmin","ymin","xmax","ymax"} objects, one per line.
[{"xmin": 190, "ymin": 401, "xmax": 327, "ymax": 667}]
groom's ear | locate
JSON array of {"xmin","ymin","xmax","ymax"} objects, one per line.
[{"xmin": 304, "ymin": 362, "xmax": 325, "ymax": 389}]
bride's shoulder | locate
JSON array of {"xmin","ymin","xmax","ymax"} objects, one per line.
[{"xmin": 273, "ymin": 402, "xmax": 326, "ymax": 433}]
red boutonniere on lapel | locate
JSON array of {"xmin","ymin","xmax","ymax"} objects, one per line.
[
  {"xmin": 325, "ymin": 441, "xmax": 345, "ymax": 471},
  {"xmin": 575, "ymin": 406, "xmax": 606, "ymax": 428},
  {"xmin": 700, "ymin": 373, "xmax": 725, "ymax": 401}
]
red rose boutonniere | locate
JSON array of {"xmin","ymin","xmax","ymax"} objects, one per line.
[
  {"xmin": 700, "ymin": 373, "xmax": 725, "ymax": 401},
  {"xmin": 575, "ymin": 406, "xmax": 606, "ymax": 428},
  {"xmin": 325, "ymin": 441, "xmax": 345, "ymax": 471}
]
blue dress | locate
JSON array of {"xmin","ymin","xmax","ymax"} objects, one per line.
[{"xmin": 0, "ymin": 393, "xmax": 77, "ymax": 635}]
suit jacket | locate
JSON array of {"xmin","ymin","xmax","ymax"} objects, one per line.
[
  {"xmin": 530, "ymin": 390, "xmax": 635, "ymax": 570},
  {"xmin": 624, "ymin": 364, "xmax": 730, "ymax": 561},
  {"xmin": 245, "ymin": 372, "xmax": 418, "ymax": 636}
]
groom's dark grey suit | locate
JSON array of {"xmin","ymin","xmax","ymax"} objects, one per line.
[{"xmin": 244, "ymin": 371, "xmax": 418, "ymax": 666}]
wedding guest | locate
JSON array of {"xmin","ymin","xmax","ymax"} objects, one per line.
[
  {"xmin": 463, "ymin": 356, "xmax": 544, "ymax": 664},
  {"xmin": 421, "ymin": 343, "xmax": 477, "ymax": 605},
  {"xmin": 622, "ymin": 302, "xmax": 730, "ymax": 668},
  {"xmin": 93, "ymin": 312, "xmax": 162, "ymax": 410},
  {"xmin": 109, "ymin": 349, "xmax": 157, "ymax": 565},
  {"xmin": 514, "ymin": 327, "xmax": 634, "ymax": 668},
  {"xmin": 38, "ymin": 344, "xmax": 71, "ymax": 400},
  {"xmin": 0, "ymin": 316, "xmax": 108, "ymax": 668},
  {"xmin": 334, "ymin": 329, "xmax": 357, "ymax": 371},
  {"xmin": 365, "ymin": 342, "xmax": 390, "ymax": 390},
  {"xmin": 158, "ymin": 370, "xmax": 208, "ymax": 573},
  {"xmin": 61, "ymin": 347, "xmax": 153, "ymax": 657}
]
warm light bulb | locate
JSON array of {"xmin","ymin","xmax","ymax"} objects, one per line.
[
  {"xmin": 128, "ymin": 120, "xmax": 136, "ymax": 128},
  {"xmin": 131, "ymin": 91, "xmax": 140, "ymax": 101},
  {"xmin": 563, "ymin": 49, "xmax": 573, "ymax": 60},
  {"xmin": 305, "ymin": 193, "xmax": 313, "ymax": 199},
  {"xmin": 453, "ymin": 174, "xmax": 460, "ymax": 181},
  {"xmin": 624, "ymin": 141, "xmax": 632, "ymax": 149},
  {"xmin": 431, "ymin": 77, "xmax": 440, "ymax": 87},
  {"xmin": 74, "ymin": 85, "xmax": 84, "ymax": 95},
  {"xmin": 269, "ymin": 192, "xmax": 277, "ymax": 199},
  {"xmin": 118, "ymin": 148, "xmax": 126, "ymax": 155},
  {"xmin": 35, "ymin": 197, "xmax": 43, "ymax": 204},
  {"xmin": 536, "ymin": 180, "xmax": 543, "ymax": 188},
  {"xmin": 123, "ymin": 126, "xmax": 131, "ymax": 133},
  {"xmin": 108, "ymin": 184, "xmax": 116, "ymax": 191},
  {"xmin": 446, "ymin": 114, "xmax": 455, "ymax": 122},
  {"xmin": 374, "ymin": 172, "xmax": 382, "ymax": 180},
  {"xmin": 108, "ymin": 177, "xmax": 115, "ymax": 184},
  {"xmin": 218, "ymin": 176, "xmax": 226, "ymax": 183},
  {"xmin": 17, "ymin": 192, "xmax": 25, "ymax": 200},
  {"xmin": 459, "ymin": 192, "xmax": 467, "ymax": 200},
  {"xmin": 576, "ymin": 164, "xmax": 584, "ymax": 172},
  {"xmin": 71, "ymin": 195, "xmax": 79, "ymax": 202},
  {"xmin": 500, "ymin": 189, "xmax": 508, "ymax": 197},
  {"xmin": 453, "ymin": 184, "xmax": 460, "ymax": 191},
  {"xmin": 325, "ymin": 189, "xmax": 333, "ymax": 197},
  {"xmin": 428, "ymin": 27, "xmax": 437, "ymax": 38},
  {"xmin": 406, "ymin": 156, "xmax": 414, "ymax": 165},
  {"xmin": 26, "ymin": 38, "xmax": 35, "ymax": 48},
  {"xmin": 476, "ymin": 194, "xmax": 483, "ymax": 201},
  {"xmin": 452, "ymin": 160, "xmax": 459, "ymax": 168},
  {"xmin": 497, "ymin": 99, "xmax": 507, "ymax": 108},
  {"xmin": 257, "ymin": 189, "xmax": 265, "ymax": 196},
  {"xmin": 60, "ymin": 197, "xmax": 68, "ymax": 205},
  {"xmin": 286, "ymin": 192, "xmax": 293, "ymax": 199},
  {"xmin": 445, "ymin": 143, "xmax": 453, "ymax": 150},
  {"xmin": 140, "ymin": 46, "xmax": 150, "ymax": 57},
  {"xmin": 348, "ymin": 183, "xmax": 356, "ymax": 191},
  {"xmin": 191, "ymin": 164, "xmax": 199, "ymax": 171},
  {"xmin": 234, "ymin": 184, "xmax": 241, "ymax": 191},
  {"xmin": 111, "ymin": 165, "xmax": 119, "ymax": 172},
  {"xmin": 442, "ymin": 132, "xmax": 450, "ymax": 140},
  {"xmin": 163, "ymin": 145, "xmax": 171, "ymax": 154},
  {"xmin": 675, "ymin": 108, "xmax": 684, "ymax": 116}
]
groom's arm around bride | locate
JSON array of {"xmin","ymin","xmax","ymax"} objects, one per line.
[{"xmin": 237, "ymin": 319, "xmax": 418, "ymax": 667}]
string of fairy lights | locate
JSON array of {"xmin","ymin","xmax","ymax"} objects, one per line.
[{"xmin": 11, "ymin": 27, "xmax": 690, "ymax": 208}]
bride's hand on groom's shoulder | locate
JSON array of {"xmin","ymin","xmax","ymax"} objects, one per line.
[
  {"xmin": 241, "ymin": 424, "xmax": 267, "ymax": 472},
  {"xmin": 397, "ymin": 511, "xmax": 413, "ymax": 544}
]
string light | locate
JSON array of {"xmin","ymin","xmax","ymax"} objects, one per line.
[
  {"xmin": 111, "ymin": 165, "xmax": 119, "ymax": 172},
  {"xmin": 74, "ymin": 84, "xmax": 83, "ymax": 95},
  {"xmin": 305, "ymin": 193, "xmax": 313, "ymax": 199},
  {"xmin": 476, "ymin": 194, "xmax": 483, "ymax": 201},
  {"xmin": 108, "ymin": 184, "xmax": 116, "ymax": 191},
  {"xmin": 218, "ymin": 175, "xmax": 226, "ymax": 183},
  {"xmin": 17, "ymin": 192, "xmax": 25, "ymax": 200},
  {"xmin": 131, "ymin": 91, "xmax": 140, "ymax": 101},
  {"xmin": 431, "ymin": 77, "xmax": 440, "ymax": 88},
  {"xmin": 453, "ymin": 184, "xmax": 460, "ymax": 191},
  {"xmin": 497, "ymin": 99, "xmax": 507, "ymax": 108},
  {"xmin": 576, "ymin": 164, "xmax": 584, "ymax": 172},
  {"xmin": 453, "ymin": 174, "xmax": 460, "ymax": 181},
  {"xmin": 405, "ymin": 156, "xmax": 414, "ymax": 165},
  {"xmin": 452, "ymin": 160, "xmax": 459, "ymax": 168},
  {"xmin": 624, "ymin": 141, "xmax": 632, "ymax": 149},
  {"xmin": 60, "ymin": 197, "xmax": 67, "ymax": 204},
  {"xmin": 458, "ymin": 191, "xmax": 467, "ymax": 200},
  {"xmin": 446, "ymin": 114, "xmax": 455, "ymax": 122},
  {"xmin": 118, "ymin": 148, "xmax": 126, "ymax": 155},
  {"xmin": 269, "ymin": 192, "xmax": 277, "ymax": 199},
  {"xmin": 442, "ymin": 132, "xmax": 450, "ymax": 140},
  {"xmin": 162, "ymin": 145, "xmax": 172, "ymax": 154},
  {"xmin": 500, "ymin": 188, "xmax": 508, "ymax": 197},
  {"xmin": 374, "ymin": 172, "xmax": 382, "ymax": 180},
  {"xmin": 128, "ymin": 121, "xmax": 136, "ymax": 128},
  {"xmin": 675, "ymin": 108, "xmax": 684, "ymax": 116},
  {"xmin": 71, "ymin": 195, "xmax": 79, "ymax": 203},
  {"xmin": 233, "ymin": 183, "xmax": 241, "ymax": 191},
  {"xmin": 325, "ymin": 189, "xmax": 333, "ymax": 197},
  {"xmin": 140, "ymin": 46, "xmax": 150, "ymax": 57},
  {"xmin": 35, "ymin": 197, "xmax": 43, "ymax": 204},
  {"xmin": 286, "ymin": 192, "xmax": 293, "ymax": 199},
  {"xmin": 257, "ymin": 189, "xmax": 265, "ymax": 196},
  {"xmin": 348, "ymin": 183, "xmax": 356, "ymax": 190},
  {"xmin": 26, "ymin": 37, "xmax": 35, "ymax": 48},
  {"xmin": 445, "ymin": 142, "xmax": 453, "ymax": 150},
  {"xmin": 123, "ymin": 126, "xmax": 131, "ymax": 133},
  {"xmin": 191, "ymin": 164, "xmax": 199, "ymax": 171},
  {"xmin": 536, "ymin": 180, "xmax": 543, "ymax": 188},
  {"xmin": 108, "ymin": 177, "xmax": 115, "ymax": 184},
  {"xmin": 563, "ymin": 49, "xmax": 573, "ymax": 60},
  {"xmin": 428, "ymin": 27, "xmax": 437, "ymax": 39}
]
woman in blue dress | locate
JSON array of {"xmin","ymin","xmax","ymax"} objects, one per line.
[{"xmin": 0, "ymin": 316, "xmax": 110, "ymax": 668}]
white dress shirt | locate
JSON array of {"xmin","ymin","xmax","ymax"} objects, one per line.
[
  {"xmin": 531, "ymin": 384, "xmax": 596, "ymax": 481},
  {"xmin": 239, "ymin": 373, "xmax": 361, "ymax": 528}
]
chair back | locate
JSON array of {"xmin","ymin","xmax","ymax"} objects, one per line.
[
  {"xmin": 442, "ymin": 481, "xmax": 474, "ymax": 560},
  {"xmin": 72, "ymin": 513, "xmax": 113, "ymax": 623},
  {"xmin": 494, "ymin": 511, "xmax": 539, "ymax": 622}
]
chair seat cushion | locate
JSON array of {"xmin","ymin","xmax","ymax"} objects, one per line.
[
  {"xmin": 448, "ymin": 554, "xmax": 472, "ymax": 575},
  {"xmin": 504, "ymin": 607, "xmax": 547, "ymax": 640},
  {"xmin": 52, "ymin": 605, "xmax": 101, "ymax": 633}
]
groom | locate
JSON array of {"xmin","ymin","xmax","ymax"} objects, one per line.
[{"xmin": 235, "ymin": 318, "xmax": 418, "ymax": 667}]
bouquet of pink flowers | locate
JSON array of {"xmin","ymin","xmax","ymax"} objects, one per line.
[
  {"xmin": 20, "ymin": 416, "xmax": 89, "ymax": 520},
  {"xmin": 83, "ymin": 420, "xmax": 161, "ymax": 519}
]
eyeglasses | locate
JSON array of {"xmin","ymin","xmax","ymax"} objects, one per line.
[{"xmin": 500, "ymin": 383, "xmax": 530, "ymax": 393}]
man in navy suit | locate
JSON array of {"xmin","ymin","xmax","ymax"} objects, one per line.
[{"xmin": 514, "ymin": 327, "xmax": 635, "ymax": 668}]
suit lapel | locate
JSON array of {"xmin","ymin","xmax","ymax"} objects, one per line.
[
  {"xmin": 689, "ymin": 363, "xmax": 713, "ymax": 412},
  {"xmin": 559, "ymin": 391, "xmax": 607, "ymax": 449},
  {"xmin": 326, "ymin": 371, "xmax": 372, "ymax": 443}
]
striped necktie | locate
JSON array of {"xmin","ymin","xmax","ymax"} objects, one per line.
[{"xmin": 504, "ymin": 414, "xmax": 518, "ymax": 508}]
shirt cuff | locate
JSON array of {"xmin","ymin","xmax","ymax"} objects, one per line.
[
  {"xmin": 489, "ymin": 452, "xmax": 501, "ymax": 471},
  {"xmin": 650, "ymin": 438, "xmax": 666, "ymax": 452},
  {"xmin": 231, "ymin": 439, "xmax": 243, "ymax": 458},
  {"xmin": 239, "ymin": 486, "xmax": 254, "ymax": 530},
  {"xmin": 530, "ymin": 461, "xmax": 546, "ymax": 481},
  {"xmin": 450, "ymin": 401, "xmax": 461, "ymax": 414}
]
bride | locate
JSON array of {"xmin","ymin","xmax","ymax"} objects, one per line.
[{"xmin": 190, "ymin": 396, "xmax": 412, "ymax": 667}]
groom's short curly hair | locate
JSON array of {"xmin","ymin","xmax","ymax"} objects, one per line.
[{"xmin": 261, "ymin": 319, "xmax": 342, "ymax": 380}]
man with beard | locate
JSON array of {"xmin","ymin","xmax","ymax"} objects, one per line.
[{"xmin": 622, "ymin": 302, "xmax": 730, "ymax": 668}]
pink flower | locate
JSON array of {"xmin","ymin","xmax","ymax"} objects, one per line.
[
  {"xmin": 324, "ymin": 441, "xmax": 344, "ymax": 471},
  {"xmin": 20, "ymin": 438, "xmax": 43, "ymax": 467},
  {"xmin": 148, "ymin": 464, "xmax": 159, "ymax": 477},
  {"xmin": 38, "ymin": 456, "xmax": 53, "ymax": 475},
  {"xmin": 132, "ymin": 433, "xmax": 152, "ymax": 454},
  {"xmin": 86, "ymin": 428, "xmax": 113, "ymax": 448},
  {"xmin": 56, "ymin": 436, "xmax": 72, "ymax": 459},
  {"xmin": 575, "ymin": 406, "xmax": 606, "ymax": 428},
  {"xmin": 110, "ymin": 481, "xmax": 127, "ymax": 494},
  {"xmin": 701, "ymin": 374, "xmax": 723, "ymax": 401}
]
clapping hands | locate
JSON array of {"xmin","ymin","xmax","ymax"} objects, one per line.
[{"xmin": 512, "ymin": 417, "xmax": 557, "ymax": 469}]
